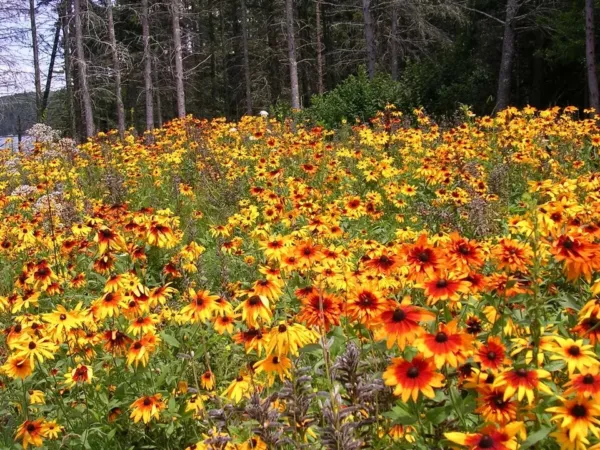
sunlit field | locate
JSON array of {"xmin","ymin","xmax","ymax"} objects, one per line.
[{"xmin": 2, "ymin": 106, "xmax": 600, "ymax": 449}]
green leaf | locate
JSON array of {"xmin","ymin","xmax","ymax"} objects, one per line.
[
  {"xmin": 381, "ymin": 405, "xmax": 417, "ymax": 425},
  {"xmin": 425, "ymin": 406, "xmax": 449, "ymax": 425},
  {"xmin": 299, "ymin": 343, "xmax": 322, "ymax": 354},
  {"xmin": 520, "ymin": 426, "xmax": 552, "ymax": 449},
  {"xmin": 161, "ymin": 332, "xmax": 180, "ymax": 348}
]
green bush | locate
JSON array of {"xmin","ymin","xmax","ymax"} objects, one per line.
[{"xmin": 303, "ymin": 67, "xmax": 404, "ymax": 128}]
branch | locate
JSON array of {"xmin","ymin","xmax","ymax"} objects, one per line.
[{"xmin": 458, "ymin": 5, "xmax": 505, "ymax": 25}]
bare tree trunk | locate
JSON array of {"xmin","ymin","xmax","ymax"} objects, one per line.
[
  {"xmin": 154, "ymin": 57, "xmax": 163, "ymax": 128},
  {"xmin": 495, "ymin": 0, "xmax": 518, "ymax": 111},
  {"xmin": 172, "ymin": 0, "xmax": 186, "ymax": 118},
  {"xmin": 362, "ymin": 0, "xmax": 376, "ymax": 79},
  {"xmin": 240, "ymin": 0, "xmax": 252, "ymax": 114},
  {"xmin": 315, "ymin": 0, "xmax": 324, "ymax": 94},
  {"xmin": 62, "ymin": 0, "xmax": 77, "ymax": 140},
  {"xmin": 285, "ymin": 0, "xmax": 300, "ymax": 109},
  {"xmin": 74, "ymin": 0, "xmax": 95, "ymax": 138},
  {"xmin": 29, "ymin": 0, "xmax": 42, "ymax": 121},
  {"xmin": 390, "ymin": 1, "xmax": 398, "ymax": 80},
  {"xmin": 106, "ymin": 0, "xmax": 125, "ymax": 138},
  {"xmin": 586, "ymin": 0, "xmax": 600, "ymax": 113},
  {"xmin": 142, "ymin": 0, "xmax": 154, "ymax": 133},
  {"xmin": 41, "ymin": 21, "xmax": 60, "ymax": 121}
]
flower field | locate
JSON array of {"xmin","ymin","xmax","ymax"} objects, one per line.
[{"xmin": 2, "ymin": 106, "xmax": 600, "ymax": 449}]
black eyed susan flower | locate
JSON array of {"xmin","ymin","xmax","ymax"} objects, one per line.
[
  {"xmin": 549, "ymin": 337, "xmax": 598, "ymax": 375},
  {"xmin": 493, "ymin": 367, "xmax": 553, "ymax": 404},
  {"xmin": 383, "ymin": 354, "xmax": 444, "ymax": 402},
  {"xmin": 547, "ymin": 398, "xmax": 600, "ymax": 442},
  {"xmin": 129, "ymin": 394, "xmax": 166, "ymax": 424}
]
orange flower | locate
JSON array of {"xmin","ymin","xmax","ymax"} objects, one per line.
[
  {"xmin": 346, "ymin": 284, "xmax": 386, "ymax": 324},
  {"xmin": 422, "ymin": 273, "xmax": 469, "ymax": 305},
  {"xmin": 493, "ymin": 367, "xmax": 552, "ymax": 404},
  {"xmin": 474, "ymin": 337, "xmax": 509, "ymax": 372},
  {"xmin": 492, "ymin": 238, "xmax": 533, "ymax": 273},
  {"xmin": 383, "ymin": 354, "xmax": 444, "ymax": 402},
  {"xmin": 445, "ymin": 232, "xmax": 484, "ymax": 270},
  {"xmin": 129, "ymin": 394, "xmax": 165, "ymax": 423},
  {"xmin": 550, "ymin": 232, "xmax": 597, "ymax": 282},
  {"xmin": 15, "ymin": 419, "xmax": 45, "ymax": 449},
  {"xmin": 403, "ymin": 234, "xmax": 441, "ymax": 281},
  {"xmin": 296, "ymin": 290, "xmax": 341, "ymax": 330},
  {"xmin": 415, "ymin": 320, "xmax": 473, "ymax": 368},
  {"xmin": 374, "ymin": 298, "xmax": 435, "ymax": 349}
]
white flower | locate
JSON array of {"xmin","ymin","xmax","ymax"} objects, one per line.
[
  {"xmin": 229, "ymin": 127, "xmax": 238, "ymax": 133},
  {"xmin": 259, "ymin": 110, "xmax": 269, "ymax": 118}
]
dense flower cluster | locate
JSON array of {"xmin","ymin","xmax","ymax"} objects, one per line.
[{"xmin": 1, "ymin": 106, "xmax": 600, "ymax": 449}]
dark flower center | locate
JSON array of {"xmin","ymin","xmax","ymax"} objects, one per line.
[
  {"xmin": 562, "ymin": 239, "xmax": 574, "ymax": 250},
  {"xmin": 516, "ymin": 368, "xmax": 528, "ymax": 377},
  {"xmin": 143, "ymin": 398, "xmax": 152, "ymax": 406},
  {"xmin": 26, "ymin": 423, "xmax": 36, "ymax": 433},
  {"xmin": 60, "ymin": 314, "xmax": 67, "ymax": 321},
  {"xmin": 568, "ymin": 345, "xmax": 581, "ymax": 356},
  {"xmin": 392, "ymin": 308, "xmax": 406, "ymax": 322},
  {"xmin": 28, "ymin": 342, "xmax": 36, "ymax": 350},
  {"xmin": 436, "ymin": 279, "xmax": 448, "ymax": 288},
  {"xmin": 486, "ymin": 351, "xmax": 497, "ymax": 361},
  {"xmin": 583, "ymin": 374, "xmax": 595, "ymax": 384},
  {"xmin": 458, "ymin": 244, "xmax": 471, "ymax": 255},
  {"xmin": 272, "ymin": 356, "xmax": 279, "ymax": 364},
  {"xmin": 571, "ymin": 404, "xmax": 587, "ymax": 418},
  {"xmin": 133, "ymin": 342, "xmax": 142, "ymax": 350},
  {"xmin": 417, "ymin": 251, "xmax": 431, "ymax": 262},
  {"xmin": 479, "ymin": 435, "xmax": 494, "ymax": 449},
  {"xmin": 493, "ymin": 395, "xmax": 506, "ymax": 408},
  {"xmin": 435, "ymin": 332, "xmax": 448, "ymax": 343},
  {"xmin": 406, "ymin": 367, "xmax": 420, "ymax": 378},
  {"xmin": 248, "ymin": 296, "xmax": 260, "ymax": 306},
  {"xmin": 278, "ymin": 324, "xmax": 287, "ymax": 333}
]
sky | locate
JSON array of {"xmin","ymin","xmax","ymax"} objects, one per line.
[{"xmin": 1, "ymin": 2, "xmax": 65, "ymax": 97}]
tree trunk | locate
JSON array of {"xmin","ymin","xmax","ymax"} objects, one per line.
[
  {"xmin": 315, "ymin": 0, "xmax": 324, "ymax": 94},
  {"xmin": 285, "ymin": 0, "xmax": 300, "ymax": 109},
  {"xmin": 362, "ymin": 0, "xmax": 376, "ymax": 79},
  {"xmin": 74, "ymin": 0, "xmax": 95, "ymax": 138},
  {"xmin": 154, "ymin": 57, "xmax": 163, "ymax": 128},
  {"xmin": 586, "ymin": 0, "xmax": 600, "ymax": 113},
  {"xmin": 106, "ymin": 0, "xmax": 125, "ymax": 138},
  {"xmin": 61, "ymin": 0, "xmax": 77, "ymax": 140},
  {"xmin": 240, "ymin": 0, "xmax": 252, "ymax": 114},
  {"xmin": 390, "ymin": 0, "xmax": 398, "ymax": 80},
  {"xmin": 265, "ymin": 0, "xmax": 281, "ymax": 103},
  {"xmin": 41, "ymin": 21, "xmax": 60, "ymax": 121},
  {"xmin": 29, "ymin": 0, "xmax": 43, "ymax": 122},
  {"xmin": 172, "ymin": 0, "xmax": 186, "ymax": 118},
  {"xmin": 142, "ymin": 0, "xmax": 154, "ymax": 133},
  {"xmin": 495, "ymin": 0, "xmax": 518, "ymax": 111}
]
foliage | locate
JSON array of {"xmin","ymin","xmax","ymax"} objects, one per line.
[
  {"xmin": 0, "ymin": 106, "xmax": 600, "ymax": 449},
  {"xmin": 302, "ymin": 67, "xmax": 404, "ymax": 128}
]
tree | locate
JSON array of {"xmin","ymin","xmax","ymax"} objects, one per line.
[
  {"xmin": 240, "ymin": 0, "xmax": 252, "ymax": 114},
  {"xmin": 105, "ymin": 0, "xmax": 125, "ymax": 138},
  {"xmin": 315, "ymin": 0, "xmax": 324, "ymax": 93},
  {"xmin": 361, "ymin": 0, "xmax": 376, "ymax": 79},
  {"xmin": 29, "ymin": 0, "xmax": 42, "ymax": 121},
  {"xmin": 142, "ymin": 0, "xmax": 154, "ymax": 133},
  {"xmin": 74, "ymin": 0, "xmax": 95, "ymax": 138},
  {"xmin": 172, "ymin": 0, "xmax": 186, "ymax": 118},
  {"xmin": 585, "ymin": 0, "xmax": 599, "ymax": 112},
  {"xmin": 496, "ymin": 0, "xmax": 519, "ymax": 111},
  {"xmin": 285, "ymin": 0, "xmax": 300, "ymax": 109}
]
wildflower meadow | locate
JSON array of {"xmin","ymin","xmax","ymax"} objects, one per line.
[{"xmin": 2, "ymin": 106, "xmax": 600, "ymax": 449}]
